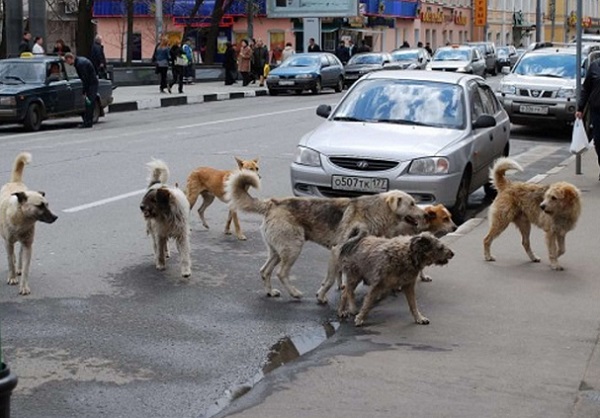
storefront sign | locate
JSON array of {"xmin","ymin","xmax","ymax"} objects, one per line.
[
  {"xmin": 568, "ymin": 11, "xmax": 592, "ymax": 28},
  {"xmin": 474, "ymin": 0, "xmax": 487, "ymax": 27},
  {"xmin": 420, "ymin": 9, "xmax": 444, "ymax": 24},
  {"xmin": 454, "ymin": 12, "xmax": 468, "ymax": 26}
]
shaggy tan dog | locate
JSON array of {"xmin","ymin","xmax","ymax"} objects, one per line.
[
  {"xmin": 225, "ymin": 170, "xmax": 426, "ymax": 300},
  {"xmin": 338, "ymin": 229, "xmax": 454, "ymax": 327},
  {"xmin": 185, "ymin": 157, "xmax": 259, "ymax": 240},
  {"xmin": 0, "ymin": 152, "xmax": 58, "ymax": 295},
  {"xmin": 483, "ymin": 157, "xmax": 581, "ymax": 271},
  {"xmin": 140, "ymin": 159, "xmax": 191, "ymax": 277}
]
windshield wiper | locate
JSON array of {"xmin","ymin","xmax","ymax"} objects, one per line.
[
  {"xmin": 374, "ymin": 119, "xmax": 430, "ymax": 126},
  {"xmin": 332, "ymin": 116, "xmax": 366, "ymax": 122},
  {"xmin": 3, "ymin": 75, "xmax": 25, "ymax": 83}
]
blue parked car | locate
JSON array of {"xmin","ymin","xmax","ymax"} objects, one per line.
[{"xmin": 266, "ymin": 52, "xmax": 345, "ymax": 95}]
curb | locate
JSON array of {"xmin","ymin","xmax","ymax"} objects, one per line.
[{"xmin": 107, "ymin": 89, "xmax": 268, "ymax": 114}]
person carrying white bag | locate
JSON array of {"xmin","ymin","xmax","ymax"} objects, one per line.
[
  {"xmin": 576, "ymin": 58, "xmax": 600, "ymax": 178},
  {"xmin": 570, "ymin": 119, "xmax": 591, "ymax": 154}
]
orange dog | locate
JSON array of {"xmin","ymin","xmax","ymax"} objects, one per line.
[
  {"xmin": 419, "ymin": 204, "xmax": 457, "ymax": 281},
  {"xmin": 185, "ymin": 157, "xmax": 259, "ymax": 240}
]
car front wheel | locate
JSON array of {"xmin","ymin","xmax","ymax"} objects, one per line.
[
  {"xmin": 451, "ymin": 170, "xmax": 471, "ymax": 224},
  {"xmin": 23, "ymin": 103, "xmax": 43, "ymax": 132},
  {"xmin": 334, "ymin": 77, "xmax": 343, "ymax": 93},
  {"xmin": 311, "ymin": 78, "xmax": 322, "ymax": 95}
]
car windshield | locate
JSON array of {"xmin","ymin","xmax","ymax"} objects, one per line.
[
  {"xmin": 433, "ymin": 49, "xmax": 470, "ymax": 61},
  {"xmin": 348, "ymin": 54, "xmax": 383, "ymax": 65},
  {"xmin": 391, "ymin": 51, "xmax": 419, "ymax": 61},
  {"xmin": 0, "ymin": 61, "xmax": 46, "ymax": 83},
  {"xmin": 497, "ymin": 47, "xmax": 509, "ymax": 57},
  {"xmin": 333, "ymin": 79, "xmax": 465, "ymax": 129},
  {"xmin": 513, "ymin": 53, "xmax": 577, "ymax": 78},
  {"xmin": 280, "ymin": 56, "xmax": 319, "ymax": 68}
]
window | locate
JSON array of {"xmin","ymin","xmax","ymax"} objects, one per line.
[{"xmin": 477, "ymin": 84, "xmax": 499, "ymax": 114}]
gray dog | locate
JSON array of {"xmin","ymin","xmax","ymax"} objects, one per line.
[{"xmin": 338, "ymin": 229, "xmax": 454, "ymax": 327}]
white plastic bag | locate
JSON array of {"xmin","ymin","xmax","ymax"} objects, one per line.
[{"xmin": 570, "ymin": 119, "xmax": 591, "ymax": 154}]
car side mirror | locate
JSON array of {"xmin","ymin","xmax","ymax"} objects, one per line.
[
  {"xmin": 473, "ymin": 114, "xmax": 496, "ymax": 129},
  {"xmin": 501, "ymin": 66, "xmax": 511, "ymax": 75},
  {"xmin": 316, "ymin": 104, "xmax": 332, "ymax": 118}
]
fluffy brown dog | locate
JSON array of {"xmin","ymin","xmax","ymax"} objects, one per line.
[
  {"xmin": 185, "ymin": 157, "xmax": 259, "ymax": 241},
  {"xmin": 338, "ymin": 229, "xmax": 454, "ymax": 327},
  {"xmin": 483, "ymin": 158, "xmax": 581, "ymax": 271},
  {"xmin": 0, "ymin": 152, "xmax": 58, "ymax": 295},
  {"xmin": 225, "ymin": 170, "xmax": 426, "ymax": 300},
  {"xmin": 140, "ymin": 159, "xmax": 191, "ymax": 277}
]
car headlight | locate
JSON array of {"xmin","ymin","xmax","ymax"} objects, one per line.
[
  {"xmin": 456, "ymin": 66, "xmax": 470, "ymax": 73},
  {"xmin": 498, "ymin": 83, "xmax": 516, "ymax": 95},
  {"xmin": 408, "ymin": 157, "xmax": 450, "ymax": 175},
  {"xmin": 557, "ymin": 87, "xmax": 576, "ymax": 99},
  {"xmin": 0, "ymin": 96, "xmax": 16, "ymax": 106},
  {"xmin": 267, "ymin": 74, "xmax": 279, "ymax": 80},
  {"xmin": 294, "ymin": 146, "xmax": 321, "ymax": 167},
  {"xmin": 295, "ymin": 74, "xmax": 314, "ymax": 79},
  {"xmin": 425, "ymin": 64, "xmax": 432, "ymax": 71}
]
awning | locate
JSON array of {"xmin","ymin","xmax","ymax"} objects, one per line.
[
  {"xmin": 292, "ymin": 27, "xmax": 339, "ymax": 33},
  {"xmin": 340, "ymin": 28, "xmax": 385, "ymax": 34}
]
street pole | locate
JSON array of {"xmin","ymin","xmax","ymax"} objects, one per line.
[
  {"xmin": 28, "ymin": 0, "xmax": 46, "ymax": 48},
  {"xmin": 155, "ymin": 0, "xmax": 163, "ymax": 43},
  {"xmin": 5, "ymin": 0, "xmax": 23, "ymax": 58},
  {"xmin": 535, "ymin": 0, "xmax": 542, "ymax": 42},
  {"xmin": 575, "ymin": 0, "xmax": 583, "ymax": 174}
]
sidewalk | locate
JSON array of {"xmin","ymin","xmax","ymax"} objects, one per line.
[
  {"xmin": 108, "ymin": 81, "xmax": 268, "ymax": 113},
  {"xmin": 215, "ymin": 151, "xmax": 600, "ymax": 418}
]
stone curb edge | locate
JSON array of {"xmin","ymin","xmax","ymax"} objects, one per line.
[{"xmin": 107, "ymin": 89, "xmax": 268, "ymax": 114}]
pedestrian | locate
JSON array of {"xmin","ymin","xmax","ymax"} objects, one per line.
[
  {"xmin": 348, "ymin": 39, "xmax": 355, "ymax": 57},
  {"xmin": 252, "ymin": 39, "xmax": 269, "ymax": 87},
  {"xmin": 237, "ymin": 39, "xmax": 252, "ymax": 86},
  {"xmin": 401, "ymin": 41, "xmax": 410, "ymax": 49},
  {"xmin": 32, "ymin": 37, "xmax": 45, "ymax": 55},
  {"xmin": 182, "ymin": 38, "xmax": 195, "ymax": 84},
  {"xmin": 335, "ymin": 41, "xmax": 350, "ymax": 64},
  {"xmin": 307, "ymin": 38, "xmax": 321, "ymax": 53},
  {"xmin": 169, "ymin": 40, "xmax": 185, "ymax": 94},
  {"xmin": 90, "ymin": 35, "xmax": 108, "ymax": 79},
  {"xmin": 64, "ymin": 52, "xmax": 98, "ymax": 129},
  {"xmin": 18, "ymin": 31, "xmax": 32, "ymax": 55},
  {"xmin": 577, "ymin": 59, "xmax": 600, "ymax": 179},
  {"xmin": 425, "ymin": 42, "xmax": 433, "ymax": 55},
  {"xmin": 53, "ymin": 39, "xmax": 71, "ymax": 56},
  {"xmin": 356, "ymin": 40, "xmax": 371, "ymax": 53},
  {"xmin": 417, "ymin": 41, "xmax": 423, "ymax": 48},
  {"xmin": 153, "ymin": 37, "xmax": 171, "ymax": 93},
  {"xmin": 281, "ymin": 42, "xmax": 295, "ymax": 62},
  {"xmin": 223, "ymin": 41, "xmax": 237, "ymax": 86}
]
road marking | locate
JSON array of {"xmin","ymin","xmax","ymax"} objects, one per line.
[
  {"xmin": 62, "ymin": 189, "xmax": 146, "ymax": 213},
  {"xmin": 512, "ymin": 145, "xmax": 561, "ymax": 167}
]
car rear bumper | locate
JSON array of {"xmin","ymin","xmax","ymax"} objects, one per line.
[
  {"xmin": 497, "ymin": 94, "xmax": 577, "ymax": 124},
  {"xmin": 290, "ymin": 162, "xmax": 463, "ymax": 207}
]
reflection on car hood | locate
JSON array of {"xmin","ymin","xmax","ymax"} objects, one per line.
[
  {"xmin": 345, "ymin": 64, "xmax": 382, "ymax": 72},
  {"xmin": 501, "ymin": 74, "xmax": 574, "ymax": 89},
  {"xmin": 301, "ymin": 121, "xmax": 464, "ymax": 160},
  {"xmin": 430, "ymin": 60, "xmax": 470, "ymax": 69},
  {"xmin": 271, "ymin": 66, "xmax": 318, "ymax": 76}
]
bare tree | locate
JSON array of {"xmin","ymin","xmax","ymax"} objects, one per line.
[{"xmin": 77, "ymin": 0, "xmax": 95, "ymax": 57}]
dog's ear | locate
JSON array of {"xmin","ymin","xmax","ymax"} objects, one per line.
[
  {"xmin": 385, "ymin": 194, "xmax": 400, "ymax": 212},
  {"xmin": 12, "ymin": 192, "xmax": 27, "ymax": 204},
  {"xmin": 253, "ymin": 157, "xmax": 259, "ymax": 163},
  {"xmin": 156, "ymin": 188, "xmax": 171, "ymax": 207},
  {"xmin": 424, "ymin": 207, "xmax": 437, "ymax": 221},
  {"xmin": 235, "ymin": 156, "xmax": 244, "ymax": 169},
  {"xmin": 410, "ymin": 234, "xmax": 435, "ymax": 263},
  {"xmin": 38, "ymin": 191, "xmax": 46, "ymax": 197}
]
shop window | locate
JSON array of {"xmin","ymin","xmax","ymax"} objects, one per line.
[
  {"xmin": 323, "ymin": 31, "xmax": 337, "ymax": 52},
  {"xmin": 269, "ymin": 31, "xmax": 285, "ymax": 63}
]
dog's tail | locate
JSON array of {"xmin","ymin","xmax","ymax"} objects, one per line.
[
  {"xmin": 10, "ymin": 152, "xmax": 32, "ymax": 183},
  {"xmin": 489, "ymin": 157, "xmax": 522, "ymax": 192},
  {"xmin": 146, "ymin": 158, "xmax": 170, "ymax": 187},
  {"xmin": 225, "ymin": 170, "xmax": 269, "ymax": 215},
  {"xmin": 340, "ymin": 226, "xmax": 368, "ymax": 258}
]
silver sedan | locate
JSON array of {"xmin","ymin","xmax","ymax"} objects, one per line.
[{"xmin": 289, "ymin": 70, "xmax": 510, "ymax": 223}]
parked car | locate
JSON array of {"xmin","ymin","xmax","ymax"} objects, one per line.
[
  {"xmin": 266, "ymin": 53, "xmax": 344, "ymax": 95},
  {"xmin": 495, "ymin": 46, "xmax": 519, "ymax": 72},
  {"xmin": 343, "ymin": 52, "xmax": 392, "ymax": 87},
  {"xmin": 427, "ymin": 45, "xmax": 486, "ymax": 77},
  {"xmin": 496, "ymin": 44, "xmax": 597, "ymax": 127},
  {"xmin": 385, "ymin": 48, "xmax": 430, "ymax": 70},
  {"xmin": 290, "ymin": 70, "xmax": 510, "ymax": 223},
  {"xmin": 0, "ymin": 55, "xmax": 113, "ymax": 131},
  {"xmin": 465, "ymin": 41, "xmax": 498, "ymax": 75}
]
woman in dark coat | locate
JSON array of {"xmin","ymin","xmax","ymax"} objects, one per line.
[
  {"xmin": 251, "ymin": 39, "xmax": 269, "ymax": 87},
  {"xmin": 223, "ymin": 42, "xmax": 237, "ymax": 86}
]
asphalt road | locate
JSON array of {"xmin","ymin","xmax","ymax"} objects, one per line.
[{"xmin": 0, "ymin": 81, "xmax": 574, "ymax": 418}]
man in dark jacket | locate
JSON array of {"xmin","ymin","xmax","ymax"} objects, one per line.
[
  {"xmin": 576, "ymin": 58, "xmax": 600, "ymax": 176},
  {"xmin": 90, "ymin": 35, "xmax": 108, "ymax": 79},
  {"xmin": 18, "ymin": 31, "xmax": 32, "ymax": 55},
  {"xmin": 307, "ymin": 38, "xmax": 321, "ymax": 53},
  {"xmin": 335, "ymin": 41, "xmax": 350, "ymax": 64},
  {"xmin": 223, "ymin": 42, "xmax": 237, "ymax": 85},
  {"xmin": 64, "ymin": 52, "xmax": 99, "ymax": 128}
]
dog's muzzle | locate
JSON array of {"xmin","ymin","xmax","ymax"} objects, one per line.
[
  {"xmin": 540, "ymin": 203, "xmax": 552, "ymax": 214},
  {"xmin": 140, "ymin": 205, "xmax": 152, "ymax": 219},
  {"xmin": 404, "ymin": 215, "xmax": 419, "ymax": 227}
]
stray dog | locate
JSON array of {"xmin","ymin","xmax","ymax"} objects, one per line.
[
  {"xmin": 0, "ymin": 152, "xmax": 58, "ymax": 295},
  {"xmin": 140, "ymin": 159, "xmax": 192, "ymax": 277},
  {"xmin": 338, "ymin": 229, "xmax": 454, "ymax": 326},
  {"xmin": 186, "ymin": 157, "xmax": 259, "ymax": 240},
  {"xmin": 225, "ymin": 170, "xmax": 426, "ymax": 300},
  {"xmin": 483, "ymin": 158, "xmax": 581, "ymax": 271}
]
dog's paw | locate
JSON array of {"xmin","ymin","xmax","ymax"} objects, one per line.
[
  {"xmin": 420, "ymin": 275, "xmax": 432, "ymax": 282},
  {"xmin": 484, "ymin": 255, "xmax": 496, "ymax": 262},
  {"xmin": 415, "ymin": 316, "xmax": 430, "ymax": 325},
  {"xmin": 181, "ymin": 269, "xmax": 191, "ymax": 278},
  {"xmin": 155, "ymin": 264, "xmax": 166, "ymax": 271},
  {"xmin": 267, "ymin": 289, "xmax": 281, "ymax": 297},
  {"xmin": 532, "ymin": 257, "xmax": 541, "ymax": 263},
  {"xmin": 224, "ymin": 229, "xmax": 231, "ymax": 235},
  {"xmin": 236, "ymin": 234, "xmax": 247, "ymax": 241},
  {"xmin": 354, "ymin": 316, "xmax": 365, "ymax": 327},
  {"xmin": 316, "ymin": 292, "xmax": 328, "ymax": 305},
  {"xmin": 7, "ymin": 277, "xmax": 18, "ymax": 285},
  {"xmin": 19, "ymin": 285, "xmax": 31, "ymax": 296},
  {"xmin": 16, "ymin": 269, "xmax": 22, "ymax": 276},
  {"xmin": 550, "ymin": 264, "xmax": 564, "ymax": 271},
  {"xmin": 337, "ymin": 309, "xmax": 349, "ymax": 318},
  {"xmin": 290, "ymin": 288, "xmax": 303, "ymax": 299}
]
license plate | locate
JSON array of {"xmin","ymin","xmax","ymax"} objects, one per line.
[
  {"xmin": 519, "ymin": 105, "xmax": 548, "ymax": 115},
  {"xmin": 346, "ymin": 74, "xmax": 359, "ymax": 79},
  {"xmin": 279, "ymin": 80, "xmax": 294, "ymax": 86},
  {"xmin": 331, "ymin": 175, "xmax": 389, "ymax": 193}
]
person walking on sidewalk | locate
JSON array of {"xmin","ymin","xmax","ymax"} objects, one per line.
[
  {"xmin": 64, "ymin": 52, "xmax": 98, "ymax": 128},
  {"xmin": 90, "ymin": 35, "xmax": 108, "ymax": 79},
  {"xmin": 238, "ymin": 39, "xmax": 252, "ymax": 86},
  {"xmin": 154, "ymin": 38, "xmax": 171, "ymax": 93},
  {"xmin": 252, "ymin": 39, "xmax": 269, "ymax": 87},
  {"xmin": 307, "ymin": 38, "xmax": 321, "ymax": 53},
  {"xmin": 18, "ymin": 31, "xmax": 32, "ymax": 55},
  {"xmin": 223, "ymin": 42, "xmax": 237, "ymax": 86},
  {"xmin": 281, "ymin": 42, "xmax": 295, "ymax": 62},
  {"xmin": 169, "ymin": 40, "xmax": 185, "ymax": 94},
  {"xmin": 32, "ymin": 37, "xmax": 45, "ymax": 55},
  {"xmin": 576, "ymin": 58, "xmax": 600, "ymax": 178},
  {"xmin": 182, "ymin": 38, "xmax": 194, "ymax": 84}
]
